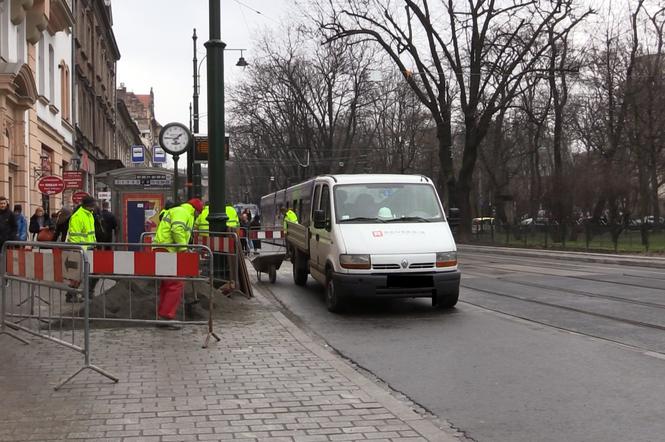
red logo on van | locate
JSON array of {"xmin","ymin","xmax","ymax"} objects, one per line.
[{"xmin": 372, "ymin": 231, "xmax": 383, "ymax": 237}]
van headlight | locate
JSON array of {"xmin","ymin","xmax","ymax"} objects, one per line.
[
  {"xmin": 436, "ymin": 251, "xmax": 457, "ymax": 268},
  {"xmin": 340, "ymin": 254, "xmax": 371, "ymax": 269}
]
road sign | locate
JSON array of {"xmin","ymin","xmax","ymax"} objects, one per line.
[
  {"xmin": 131, "ymin": 145, "xmax": 144, "ymax": 163},
  {"xmin": 153, "ymin": 146, "xmax": 167, "ymax": 163},
  {"xmin": 63, "ymin": 170, "xmax": 83, "ymax": 190},
  {"xmin": 37, "ymin": 176, "xmax": 65, "ymax": 195},
  {"xmin": 194, "ymin": 136, "xmax": 229, "ymax": 162},
  {"xmin": 72, "ymin": 191, "xmax": 89, "ymax": 205},
  {"xmin": 97, "ymin": 191, "xmax": 111, "ymax": 200}
]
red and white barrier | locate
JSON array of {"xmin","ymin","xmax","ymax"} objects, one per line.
[
  {"xmin": 5, "ymin": 248, "xmax": 82, "ymax": 283},
  {"xmin": 195, "ymin": 235, "xmax": 236, "ymax": 253},
  {"xmin": 85, "ymin": 250, "xmax": 200, "ymax": 277},
  {"xmin": 239, "ymin": 229, "xmax": 284, "ymax": 240}
]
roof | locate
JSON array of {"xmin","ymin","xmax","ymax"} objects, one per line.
[
  {"xmin": 319, "ymin": 174, "xmax": 434, "ymax": 185},
  {"xmin": 136, "ymin": 94, "xmax": 151, "ymax": 108}
]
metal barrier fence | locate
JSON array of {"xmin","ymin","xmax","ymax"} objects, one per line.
[
  {"xmin": 141, "ymin": 230, "xmax": 240, "ymax": 295},
  {"xmin": 465, "ymin": 222, "xmax": 665, "ymax": 253},
  {"xmin": 0, "ymin": 241, "xmax": 118, "ymax": 390},
  {"xmin": 88, "ymin": 241, "xmax": 219, "ymax": 348}
]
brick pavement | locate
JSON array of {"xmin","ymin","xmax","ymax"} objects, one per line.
[{"xmin": 0, "ymin": 286, "xmax": 458, "ymax": 441}]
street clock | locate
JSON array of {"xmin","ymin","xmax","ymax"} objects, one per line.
[{"xmin": 159, "ymin": 122, "xmax": 192, "ymax": 156}]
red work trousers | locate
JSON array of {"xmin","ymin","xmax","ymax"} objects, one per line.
[{"xmin": 158, "ymin": 280, "xmax": 184, "ymax": 319}]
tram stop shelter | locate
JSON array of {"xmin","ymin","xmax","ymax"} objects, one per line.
[{"xmin": 95, "ymin": 167, "xmax": 184, "ymax": 244}]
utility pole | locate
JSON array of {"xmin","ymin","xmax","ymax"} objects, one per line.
[
  {"xmin": 191, "ymin": 28, "xmax": 203, "ymax": 198},
  {"xmin": 205, "ymin": 0, "xmax": 227, "ymax": 232}
]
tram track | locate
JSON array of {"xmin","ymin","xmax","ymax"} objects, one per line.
[
  {"xmin": 461, "ymin": 261, "xmax": 665, "ymax": 290},
  {"xmin": 485, "ymin": 277, "xmax": 665, "ymax": 310},
  {"xmin": 460, "ymin": 283, "xmax": 665, "ymax": 333},
  {"xmin": 459, "ymin": 298, "xmax": 665, "ymax": 358}
]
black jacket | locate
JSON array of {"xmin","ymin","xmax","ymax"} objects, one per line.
[{"xmin": 0, "ymin": 207, "xmax": 18, "ymax": 244}]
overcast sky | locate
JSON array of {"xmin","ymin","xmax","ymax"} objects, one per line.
[{"xmin": 113, "ymin": 0, "xmax": 294, "ymax": 133}]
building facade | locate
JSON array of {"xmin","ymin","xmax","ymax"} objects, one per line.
[
  {"xmin": 116, "ymin": 84, "xmax": 160, "ymax": 167},
  {"xmin": 115, "ymin": 96, "xmax": 141, "ymax": 167},
  {"xmin": 73, "ymin": 0, "xmax": 119, "ymax": 190},
  {"xmin": 0, "ymin": 0, "xmax": 75, "ymax": 215}
]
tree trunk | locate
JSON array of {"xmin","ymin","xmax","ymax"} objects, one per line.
[{"xmin": 435, "ymin": 119, "xmax": 456, "ymax": 211}]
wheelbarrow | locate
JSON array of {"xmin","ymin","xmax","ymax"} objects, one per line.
[{"xmin": 249, "ymin": 253, "xmax": 285, "ymax": 284}]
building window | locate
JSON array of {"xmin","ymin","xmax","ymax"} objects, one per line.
[
  {"xmin": 38, "ymin": 38, "xmax": 45, "ymax": 94},
  {"xmin": 0, "ymin": 1, "xmax": 8, "ymax": 61},
  {"xmin": 60, "ymin": 61, "xmax": 70, "ymax": 121},
  {"xmin": 16, "ymin": 22, "xmax": 25, "ymax": 64},
  {"xmin": 48, "ymin": 45, "xmax": 55, "ymax": 102}
]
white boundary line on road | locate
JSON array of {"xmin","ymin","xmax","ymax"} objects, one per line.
[{"xmin": 251, "ymin": 282, "xmax": 462, "ymax": 441}]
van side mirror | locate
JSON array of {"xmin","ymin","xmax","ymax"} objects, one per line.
[{"xmin": 313, "ymin": 210, "xmax": 326, "ymax": 229}]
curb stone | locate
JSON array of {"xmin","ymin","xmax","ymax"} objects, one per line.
[{"xmin": 251, "ymin": 282, "xmax": 461, "ymax": 442}]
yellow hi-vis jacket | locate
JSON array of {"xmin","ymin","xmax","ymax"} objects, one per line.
[
  {"xmin": 194, "ymin": 205, "xmax": 209, "ymax": 237},
  {"xmin": 226, "ymin": 205, "xmax": 239, "ymax": 228},
  {"xmin": 67, "ymin": 206, "xmax": 96, "ymax": 249},
  {"xmin": 154, "ymin": 203, "xmax": 196, "ymax": 252},
  {"xmin": 284, "ymin": 209, "xmax": 298, "ymax": 231}
]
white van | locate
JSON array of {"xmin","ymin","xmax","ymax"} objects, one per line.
[{"xmin": 261, "ymin": 174, "xmax": 460, "ymax": 312}]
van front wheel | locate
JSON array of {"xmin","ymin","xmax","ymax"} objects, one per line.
[
  {"xmin": 326, "ymin": 277, "xmax": 344, "ymax": 313},
  {"xmin": 433, "ymin": 288, "xmax": 459, "ymax": 309}
]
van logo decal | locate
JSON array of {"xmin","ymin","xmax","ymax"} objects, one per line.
[
  {"xmin": 372, "ymin": 231, "xmax": 383, "ymax": 237},
  {"xmin": 401, "ymin": 259, "xmax": 409, "ymax": 269}
]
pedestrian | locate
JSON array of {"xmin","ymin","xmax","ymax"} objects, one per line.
[
  {"xmin": 153, "ymin": 198, "xmax": 204, "ymax": 328},
  {"xmin": 53, "ymin": 208, "xmax": 71, "ymax": 242},
  {"xmin": 67, "ymin": 197, "xmax": 98, "ymax": 301},
  {"xmin": 29, "ymin": 206, "xmax": 49, "ymax": 240},
  {"xmin": 13, "ymin": 205, "xmax": 27, "ymax": 241},
  {"xmin": 250, "ymin": 214, "xmax": 261, "ymax": 254},
  {"xmin": 0, "ymin": 196, "xmax": 17, "ymax": 252},
  {"xmin": 240, "ymin": 211, "xmax": 250, "ymax": 254},
  {"xmin": 97, "ymin": 201, "xmax": 117, "ymax": 249}
]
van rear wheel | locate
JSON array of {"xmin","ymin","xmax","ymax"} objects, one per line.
[{"xmin": 293, "ymin": 252, "xmax": 308, "ymax": 286}]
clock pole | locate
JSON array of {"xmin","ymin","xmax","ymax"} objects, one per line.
[{"xmin": 205, "ymin": 0, "xmax": 228, "ymax": 233}]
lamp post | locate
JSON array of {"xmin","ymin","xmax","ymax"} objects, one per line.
[
  {"xmin": 191, "ymin": 27, "xmax": 247, "ymax": 201},
  {"xmin": 204, "ymin": 3, "xmax": 249, "ymax": 232}
]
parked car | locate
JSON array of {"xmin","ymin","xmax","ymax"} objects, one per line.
[{"xmin": 472, "ymin": 217, "xmax": 494, "ymax": 233}]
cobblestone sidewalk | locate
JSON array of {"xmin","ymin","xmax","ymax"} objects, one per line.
[{"xmin": 0, "ymin": 287, "xmax": 457, "ymax": 441}]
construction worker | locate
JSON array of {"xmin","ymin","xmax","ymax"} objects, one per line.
[
  {"xmin": 225, "ymin": 204, "xmax": 239, "ymax": 229},
  {"xmin": 66, "ymin": 196, "xmax": 97, "ymax": 248},
  {"xmin": 194, "ymin": 203, "xmax": 209, "ymax": 237},
  {"xmin": 66, "ymin": 196, "xmax": 97, "ymax": 302},
  {"xmin": 280, "ymin": 206, "xmax": 298, "ymax": 231},
  {"xmin": 153, "ymin": 198, "xmax": 204, "ymax": 327}
]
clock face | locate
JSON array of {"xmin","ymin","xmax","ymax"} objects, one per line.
[{"xmin": 159, "ymin": 123, "xmax": 192, "ymax": 155}]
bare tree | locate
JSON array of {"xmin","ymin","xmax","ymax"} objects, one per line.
[{"xmin": 316, "ymin": 0, "xmax": 591, "ymax": 236}]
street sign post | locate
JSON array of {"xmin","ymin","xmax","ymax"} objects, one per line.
[
  {"xmin": 153, "ymin": 146, "xmax": 167, "ymax": 164},
  {"xmin": 37, "ymin": 176, "xmax": 65, "ymax": 195},
  {"xmin": 131, "ymin": 145, "xmax": 145, "ymax": 164},
  {"xmin": 63, "ymin": 171, "xmax": 83, "ymax": 190}
]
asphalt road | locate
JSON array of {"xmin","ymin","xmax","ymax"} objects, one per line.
[{"xmin": 253, "ymin": 248, "xmax": 665, "ymax": 442}]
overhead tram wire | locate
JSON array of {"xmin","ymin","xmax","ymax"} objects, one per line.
[{"xmin": 230, "ymin": 0, "xmax": 280, "ymax": 24}]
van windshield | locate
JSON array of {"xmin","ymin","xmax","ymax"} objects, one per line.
[{"xmin": 334, "ymin": 184, "xmax": 445, "ymax": 223}]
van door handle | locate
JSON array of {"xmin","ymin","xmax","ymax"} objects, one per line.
[{"xmin": 316, "ymin": 234, "xmax": 320, "ymax": 242}]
